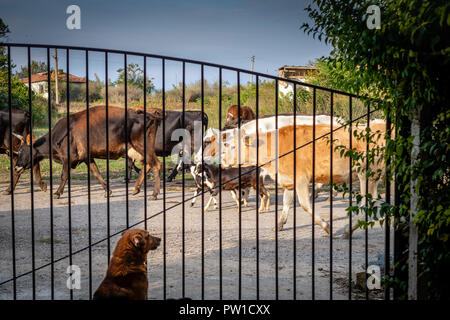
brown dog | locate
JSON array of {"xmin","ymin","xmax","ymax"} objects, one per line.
[{"xmin": 93, "ymin": 229, "xmax": 161, "ymax": 300}]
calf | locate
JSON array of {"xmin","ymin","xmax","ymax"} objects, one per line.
[
  {"xmin": 0, "ymin": 109, "xmax": 46, "ymax": 194},
  {"xmin": 182, "ymin": 163, "xmax": 250, "ymax": 210},
  {"xmin": 193, "ymin": 163, "xmax": 270, "ymax": 213},
  {"xmin": 14, "ymin": 105, "xmax": 164, "ymax": 200}
]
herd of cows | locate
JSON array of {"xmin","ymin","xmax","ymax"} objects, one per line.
[{"xmin": 0, "ymin": 104, "xmax": 387, "ymax": 238}]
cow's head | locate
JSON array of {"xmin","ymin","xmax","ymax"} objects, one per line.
[
  {"xmin": 136, "ymin": 108, "xmax": 166, "ymax": 123},
  {"xmin": 14, "ymin": 134, "xmax": 42, "ymax": 174},
  {"xmin": 220, "ymin": 129, "xmax": 272, "ymax": 168},
  {"xmin": 199, "ymin": 131, "xmax": 230, "ymax": 165}
]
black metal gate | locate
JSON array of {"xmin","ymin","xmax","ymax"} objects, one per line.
[{"xmin": 0, "ymin": 43, "xmax": 394, "ymax": 300}]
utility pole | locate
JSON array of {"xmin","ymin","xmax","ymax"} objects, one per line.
[
  {"xmin": 250, "ymin": 56, "xmax": 255, "ymax": 83},
  {"xmin": 54, "ymin": 48, "xmax": 59, "ymax": 105}
]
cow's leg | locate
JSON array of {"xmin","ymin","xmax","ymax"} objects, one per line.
[
  {"xmin": 212, "ymin": 195, "xmax": 218, "ymax": 210},
  {"xmin": 204, "ymin": 195, "xmax": 215, "ymax": 211},
  {"xmin": 150, "ymin": 160, "xmax": 161, "ymax": 200},
  {"xmin": 133, "ymin": 163, "xmax": 149, "ymax": 196},
  {"xmin": 258, "ymin": 184, "xmax": 270, "ymax": 213},
  {"xmin": 230, "ymin": 189, "xmax": 240, "ymax": 209},
  {"xmin": 292, "ymin": 178, "xmax": 330, "ymax": 234},
  {"xmin": 190, "ymin": 188, "xmax": 200, "ymax": 207},
  {"xmin": 166, "ymin": 158, "xmax": 180, "ymax": 182},
  {"xmin": 275, "ymin": 189, "xmax": 295, "ymax": 230},
  {"xmin": 125, "ymin": 158, "xmax": 137, "ymax": 182},
  {"xmin": 342, "ymin": 175, "xmax": 381, "ymax": 238},
  {"xmin": 3, "ymin": 157, "xmax": 21, "ymax": 195},
  {"xmin": 313, "ymin": 183, "xmax": 323, "ymax": 199},
  {"xmin": 242, "ymin": 188, "xmax": 249, "ymax": 207},
  {"xmin": 133, "ymin": 156, "xmax": 161, "ymax": 200},
  {"xmin": 341, "ymin": 220, "xmax": 360, "ymax": 239},
  {"xmin": 88, "ymin": 160, "xmax": 110, "ymax": 198},
  {"xmin": 54, "ymin": 161, "xmax": 69, "ymax": 199},
  {"xmin": 33, "ymin": 162, "xmax": 47, "ymax": 192}
]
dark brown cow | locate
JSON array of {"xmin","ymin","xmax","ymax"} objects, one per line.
[
  {"xmin": 0, "ymin": 109, "xmax": 46, "ymax": 194},
  {"xmin": 14, "ymin": 105, "xmax": 164, "ymax": 200},
  {"xmin": 223, "ymin": 105, "xmax": 255, "ymax": 129}
]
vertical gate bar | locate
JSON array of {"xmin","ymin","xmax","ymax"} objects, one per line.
[
  {"xmin": 162, "ymin": 58, "xmax": 166, "ymax": 300},
  {"xmin": 124, "ymin": 54, "xmax": 129, "ymax": 228},
  {"xmin": 237, "ymin": 71, "xmax": 242, "ymax": 300},
  {"xmin": 46, "ymin": 47, "xmax": 54, "ymax": 299},
  {"xmin": 85, "ymin": 50, "xmax": 92, "ymax": 299},
  {"xmin": 201, "ymin": 64, "xmax": 205, "ymax": 300},
  {"xmin": 348, "ymin": 96, "xmax": 353, "ymax": 300},
  {"xmin": 66, "ymin": 48, "xmax": 73, "ymax": 300},
  {"xmin": 219, "ymin": 67, "xmax": 223, "ymax": 300},
  {"xmin": 312, "ymin": 87, "xmax": 316, "ymax": 300},
  {"xmin": 182, "ymin": 61, "xmax": 185, "ymax": 298},
  {"xmin": 293, "ymin": 83, "xmax": 297, "ymax": 300},
  {"xmin": 255, "ymin": 74, "xmax": 259, "ymax": 300},
  {"xmin": 275, "ymin": 79, "xmax": 279, "ymax": 300},
  {"xmin": 393, "ymin": 111, "xmax": 404, "ymax": 300},
  {"xmin": 384, "ymin": 111, "xmax": 391, "ymax": 300},
  {"xmin": 365, "ymin": 103, "xmax": 370, "ymax": 300},
  {"xmin": 105, "ymin": 52, "xmax": 111, "ymax": 263},
  {"xmin": 27, "ymin": 46, "xmax": 36, "ymax": 300},
  {"xmin": 143, "ymin": 57, "xmax": 147, "ymax": 230},
  {"xmin": 330, "ymin": 92, "xmax": 333, "ymax": 300},
  {"xmin": 7, "ymin": 45, "xmax": 17, "ymax": 300}
]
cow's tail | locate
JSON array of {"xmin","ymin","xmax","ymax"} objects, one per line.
[
  {"xmin": 202, "ymin": 112, "xmax": 208, "ymax": 133},
  {"xmin": 55, "ymin": 131, "xmax": 68, "ymax": 148}
]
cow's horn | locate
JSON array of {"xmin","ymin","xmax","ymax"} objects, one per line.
[{"xmin": 12, "ymin": 133, "xmax": 24, "ymax": 141}]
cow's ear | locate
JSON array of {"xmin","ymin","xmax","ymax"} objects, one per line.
[{"xmin": 25, "ymin": 134, "xmax": 33, "ymax": 146}]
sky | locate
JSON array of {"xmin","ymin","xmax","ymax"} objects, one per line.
[{"xmin": 1, "ymin": 0, "xmax": 330, "ymax": 87}]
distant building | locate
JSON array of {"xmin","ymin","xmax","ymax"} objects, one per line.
[
  {"xmin": 278, "ymin": 65, "xmax": 318, "ymax": 96},
  {"xmin": 20, "ymin": 71, "xmax": 86, "ymax": 99}
]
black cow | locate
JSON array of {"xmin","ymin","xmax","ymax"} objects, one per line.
[
  {"xmin": 15, "ymin": 105, "xmax": 164, "ymax": 200},
  {"xmin": 0, "ymin": 109, "xmax": 46, "ymax": 194},
  {"xmin": 127, "ymin": 110, "xmax": 208, "ymax": 182}
]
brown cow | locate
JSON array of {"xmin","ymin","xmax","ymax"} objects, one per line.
[
  {"xmin": 14, "ymin": 105, "xmax": 164, "ymax": 200},
  {"xmin": 223, "ymin": 105, "xmax": 255, "ymax": 129},
  {"xmin": 216, "ymin": 120, "xmax": 387, "ymax": 236},
  {"xmin": 0, "ymin": 109, "xmax": 46, "ymax": 194}
]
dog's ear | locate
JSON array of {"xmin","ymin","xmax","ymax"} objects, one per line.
[{"xmin": 132, "ymin": 233, "xmax": 145, "ymax": 249}]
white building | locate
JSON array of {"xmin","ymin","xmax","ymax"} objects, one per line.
[
  {"xmin": 20, "ymin": 71, "xmax": 86, "ymax": 99},
  {"xmin": 278, "ymin": 65, "xmax": 318, "ymax": 97}
]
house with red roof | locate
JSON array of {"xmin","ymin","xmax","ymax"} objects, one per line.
[{"xmin": 20, "ymin": 71, "xmax": 86, "ymax": 99}]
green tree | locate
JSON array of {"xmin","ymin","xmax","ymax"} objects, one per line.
[
  {"xmin": 0, "ymin": 18, "xmax": 46, "ymax": 124},
  {"xmin": 302, "ymin": 0, "xmax": 450, "ymax": 299},
  {"xmin": 15, "ymin": 60, "xmax": 48, "ymax": 79},
  {"xmin": 116, "ymin": 63, "xmax": 155, "ymax": 94}
]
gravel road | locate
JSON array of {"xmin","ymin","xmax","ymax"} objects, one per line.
[{"xmin": 0, "ymin": 176, "xmax": 391, "ymax": 300}]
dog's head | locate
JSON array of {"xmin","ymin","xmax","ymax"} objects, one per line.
[{"xmin": 120, "ymin": 229, "xmax": 161, "ymax": 255}]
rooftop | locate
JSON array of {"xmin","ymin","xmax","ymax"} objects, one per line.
[{"xmin": 20, "ymin": 71, "xmax": 86, "ymax": 84}]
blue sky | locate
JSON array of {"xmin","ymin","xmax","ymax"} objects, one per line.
[{"xmin": 1, "ymin": 0, "xmax": 330, "ymax": 87}]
